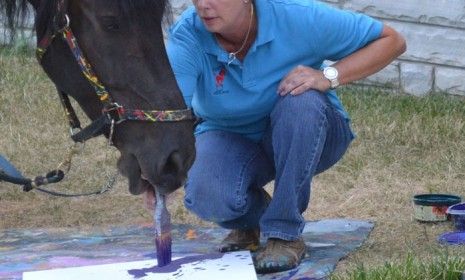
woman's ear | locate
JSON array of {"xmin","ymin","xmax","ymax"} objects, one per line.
[{"xmin": 27, "ymin": 0, "xmax": 40, "ymax": 10}]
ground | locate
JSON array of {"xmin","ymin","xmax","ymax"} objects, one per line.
[{"xmin": 1, "ymin": 49, "xmax": 464, "ymax": 276}]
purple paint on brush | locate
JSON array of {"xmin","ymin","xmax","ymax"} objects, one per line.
[
  {"xmin": 127, "ymin": 253, "xmax": 224, "ymax": 278},
  {"xmin": 155, "ymin": 233, "xmax": 172, "ymax": 266}
]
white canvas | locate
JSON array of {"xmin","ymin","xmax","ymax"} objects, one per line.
[{"xmin": 23, "ymin": 251, "xmax": 257, "ymax": 280}]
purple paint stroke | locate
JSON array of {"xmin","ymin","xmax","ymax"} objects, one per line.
[{"xmin": 127, "ymin": 253, "xmax": 224, "ymax": 278}]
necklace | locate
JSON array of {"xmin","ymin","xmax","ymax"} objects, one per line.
[{"xmin": 224, "ymin": 4, "xmax": 254, "ymax": 65}]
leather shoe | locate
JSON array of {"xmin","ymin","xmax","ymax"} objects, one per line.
[
  {"xmin": 218, "ymin": 191, "xmax": 272, "ymax": 253},
  {"xmin": 218, "ymin": 228, "xmax": 260, "ymax": 252},
  {"xmin": 254, "ymin": 237, "xmax": 306, "ymax": 274}
]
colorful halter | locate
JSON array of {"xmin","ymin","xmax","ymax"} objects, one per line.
[{"xmin": 36, "ymin": 4, "xmax": 195, "ymax": 143}]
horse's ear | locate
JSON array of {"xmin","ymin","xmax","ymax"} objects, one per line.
[{"xmin": 27, "ymin": 0, "xmax": 40, "ymax": 10}]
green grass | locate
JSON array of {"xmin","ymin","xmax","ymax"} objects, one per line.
[
  {"xmin": 331, "ymin": 253, "xmax": 465, "ymax": 280},
  {"xmin": 337, "ymin": 87, "xmax": 465, "ymax": 181}
]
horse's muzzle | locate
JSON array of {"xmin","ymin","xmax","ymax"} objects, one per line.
[{"xmin": 117, "ymin": 151, "xmax": 191, "ymax": 196}]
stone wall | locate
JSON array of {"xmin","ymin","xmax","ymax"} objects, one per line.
[
  {"xmin": 320, "ymin": 0, "xmax": 465, "ymax": 96},
  {"xmin": 2, "ymin": 0, "xmax": 464, "ymax": 96}
]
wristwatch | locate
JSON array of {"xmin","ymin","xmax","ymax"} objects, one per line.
[{"xmin": 323, "ymin": 66, "xmax": 339, "ymax": 89}]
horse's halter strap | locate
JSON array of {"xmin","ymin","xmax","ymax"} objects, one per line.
[{"xmin": 36, "ymin": 4, "xmax": 195, "ymax": 143}]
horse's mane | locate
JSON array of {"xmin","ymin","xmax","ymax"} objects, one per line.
[{"xmin": 1, "ymin": 0, "xmax": 172, "ymax": 41}]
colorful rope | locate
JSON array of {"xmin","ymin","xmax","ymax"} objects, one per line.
[
  {"xmin": 62, "ymin": 26, "xmax": 194, "ymax": 122},
  {"xmin": 36, "ymin": 16, "xmax": 194, "ymax": 125},
  {"xmin": 62, "ymin": 26, "xmax": 113, "ymax": 105},
  {"xmin": 119, "ymin": 108, "xmax": 194, "ymax": 122}
]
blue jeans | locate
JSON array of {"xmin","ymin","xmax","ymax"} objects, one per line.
[{"xmin": 184, "ymin": 90, "xmax": 354, "ymax": 240}]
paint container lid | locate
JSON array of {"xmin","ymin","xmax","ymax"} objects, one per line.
[
  {"xmin": 413, "ymin": 194, "xmax": 461, "ymax": 206},
  {"xmin": 437, "ymin": 231, "xmax": 465, "ymax": 245},
  {"xmin": 447, "ymin": 202, "xmax": 465, "ymax": 215}
]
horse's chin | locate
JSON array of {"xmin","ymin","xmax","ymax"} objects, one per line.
[
  {"xmin": 131, "ymin": 174, "xmax": 183, "ymax": 196},
  {"xmin": 118, "ymin": 153, "xmax": 185, "ymax": 196},
  {"xmin": 128, "ymin": 176, "xmax": 151, "ymax": 195}
]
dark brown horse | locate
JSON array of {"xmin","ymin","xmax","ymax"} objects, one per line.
[{"xmin": 1, "ymin": 0, "xmax": 196, "ymax": 196}]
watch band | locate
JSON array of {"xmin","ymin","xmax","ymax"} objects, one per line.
[{"xmin": 323, "ymin": 67, "xmax": 339, "ymax": 89}]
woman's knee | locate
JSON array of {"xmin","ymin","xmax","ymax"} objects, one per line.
[
  {"xmin": 184, "ymin": 180, "xmax": 248, "ymax": 223},
  {"xmin": 271, "ymin": 91, "xmax": 329, "ymax": 124},
  {"xmin": 270, "ymin": 91, "xmax": 330, "ymax": 134},
  {"xmin": 277, "ymin": 89, "xmax": 328, "ymax": 110}
]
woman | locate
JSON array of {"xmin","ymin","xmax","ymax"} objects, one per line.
[{"xmin": 165, "ymin": 0, "xmax": 406, "ymax": 274}]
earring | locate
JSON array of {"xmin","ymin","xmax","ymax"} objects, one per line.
[{"xmin": 243, "ymin": 0, "xmax": 249, "ymax": 3}]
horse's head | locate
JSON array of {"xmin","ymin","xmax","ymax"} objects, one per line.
[{"xmin": 6, "ymin": 0, "xmax": 196, "ymax": 195}]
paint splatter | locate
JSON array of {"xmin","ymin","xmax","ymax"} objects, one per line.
[
  {"xmin": 127, "ymin": 253, "xmax": 224, "ymax": 278},
  {"xmin": 1, "ymin": 219, "xmax": 374, "ymax": 280},
  {"xmin": 185, "ymin": 229, "xmax": 197, "ymax": 240}
]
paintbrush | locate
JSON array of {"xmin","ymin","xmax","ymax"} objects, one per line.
[{"xmin": 154, "ymin": 188, "xmax": 172, "ymax": 267}]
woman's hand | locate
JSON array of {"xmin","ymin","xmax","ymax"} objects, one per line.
[{"xmin": 277, "ymin": 65, "xmax": 331, "ymax": 96}]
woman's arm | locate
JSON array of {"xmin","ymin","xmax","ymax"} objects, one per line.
[
  {"xmin": 277, "ymin": 24, "xmax": 406, "ymax": 96},
  {"xmin": 334, "ymin": 24, "xmax": 406, "ymax": 86}
]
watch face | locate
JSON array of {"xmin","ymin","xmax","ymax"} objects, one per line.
[{"xmin": 324, "ymin": 67, "xmax": 338, "ymax": 79}]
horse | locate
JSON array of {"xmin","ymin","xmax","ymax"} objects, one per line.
[{"xmin": 0, "ymin": 0, "xmax": 196, "ymax": 196}]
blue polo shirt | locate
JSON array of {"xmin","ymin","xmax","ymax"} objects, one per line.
[{"xmin": 167, "ymin": 0, "xmax": 383, "ymax": 142}]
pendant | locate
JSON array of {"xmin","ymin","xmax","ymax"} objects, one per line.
[{"xmin": 227, "ymin": 52, "xmax": 236, "ymax": 65}]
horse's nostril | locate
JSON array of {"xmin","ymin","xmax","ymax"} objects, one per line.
[{"xmin": 163, "ymin": 151, "xmax": 183, "ymax": 176}]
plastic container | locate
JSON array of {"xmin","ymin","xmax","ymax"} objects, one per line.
[
  {"xmin": 0, "ymin": 155, "xmax": 23, "ymax": 178},
  {"xmin": 437, "ymin": 231, "xmax": 465, "ymax": 245},
  {"xmin": 413, "ymin": 194, "xmax": 462, "ymax": 222},
  {"xmin": 447, "ymin": 202, "xmax": 465, "ymax": 231}
]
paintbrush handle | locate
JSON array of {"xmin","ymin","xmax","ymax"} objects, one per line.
[
  {"xmin": 154, "ymin": 190, "xmax": 171, "ymax": 234},
  {"xmin": 154, "ymin": 189, "xmax": 172, "ymax": 267}
]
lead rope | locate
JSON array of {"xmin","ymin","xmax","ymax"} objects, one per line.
[
  {"xmin": 21, "ymin": 141, "xmax": 119, "ymax": 197},
  {"xmin": 0, "ymin": 138, "xmax": 118, "ymax": 197}
]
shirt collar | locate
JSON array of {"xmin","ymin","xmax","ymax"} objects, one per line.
[{"xmin": 195, "ymin": 0, "xmax": 275, "ymax": 63}]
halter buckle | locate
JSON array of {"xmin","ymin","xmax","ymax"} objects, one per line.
[
  {"xmin": 69, "ymin": 127, "xmax": 81, "ymax": 138},
  {"xmin": 55, "ymin": 14, "xmax": 70, "ymax": 33},
  {"xmin": 103, "ymin": 103, "xmax": 124, "ymax": 124}
]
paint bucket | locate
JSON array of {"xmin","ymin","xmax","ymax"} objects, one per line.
[
  {"xmin": 413, "ymin": 194, "xmax": 462, "ymax": 222},
  {"xmin": 437, "ymin": 231, "xmax": 465, "ymax": 245},
  {"xmin": 447, "ymin": 202, "xmax": 465, "ymax": 231}
]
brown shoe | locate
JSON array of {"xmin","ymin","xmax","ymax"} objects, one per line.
[
  {"xmin": 254, "ymin": 237, "xmax": 306, "ymax": 274},
  {"xmin": 218, "ymin": 191, "xmax": 271, "ymax": 253},
  {"xmin": 218, "ymin": 228, "xmax": 260, "ymax": 252}
]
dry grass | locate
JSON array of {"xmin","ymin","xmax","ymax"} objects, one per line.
[
  {"xmin": 308, "ymin": 88, "xmax": 465, "ymax": 273},
  {"xmin": 0, "ymin": 47, "xmax": 200, "ymax": 229},
  {"xmin": 1, "ymin": 47, "xmax": 464, "ymax": 275}
]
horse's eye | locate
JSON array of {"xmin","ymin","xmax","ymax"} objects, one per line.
[{"xmin": 100, "ymin": 16, "xmax": 121, "ymax": 31}]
